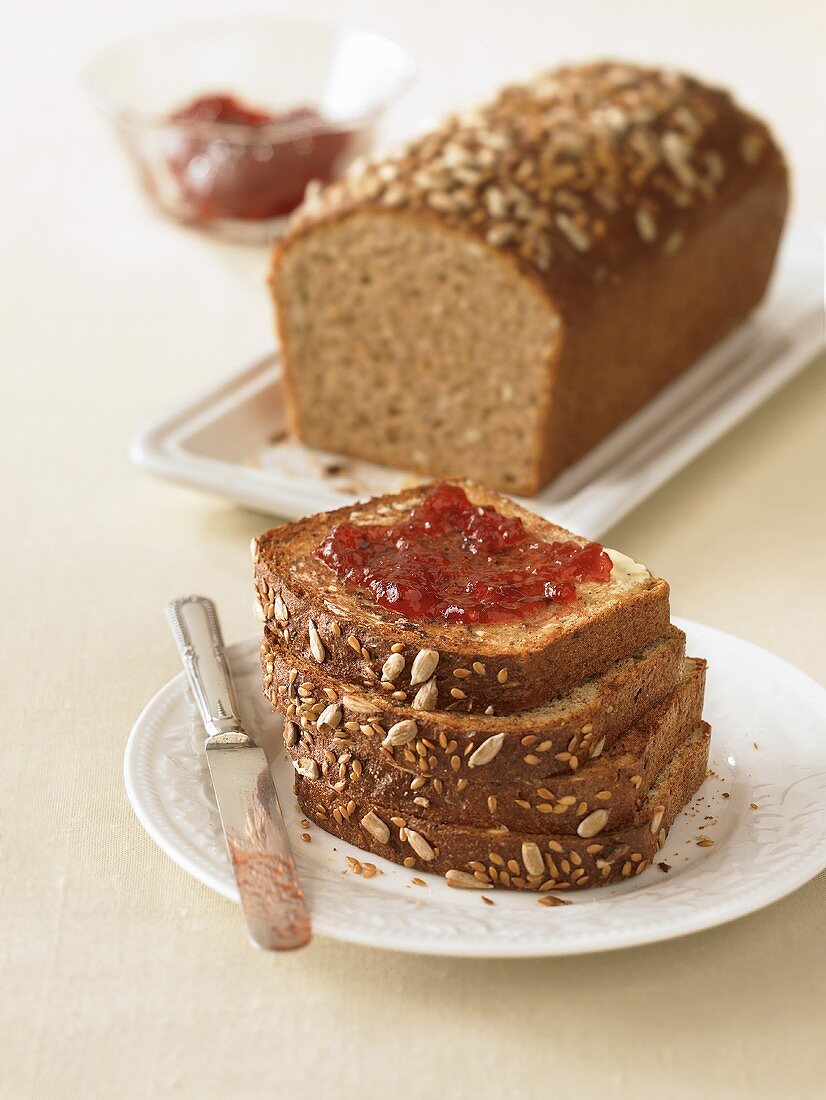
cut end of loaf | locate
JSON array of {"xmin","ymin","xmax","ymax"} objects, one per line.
[{"xmin": 275, "ymin": 211, "xmax": 562, "ymax": 495}]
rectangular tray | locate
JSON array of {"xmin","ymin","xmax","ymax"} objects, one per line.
[{"xmin": 131, "ymin": 221, "xmax": 825, "ymax": 536}]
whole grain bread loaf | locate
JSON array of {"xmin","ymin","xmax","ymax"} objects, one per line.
[
  {"xmin": 253, "ymin": 481, "xmax": 671, "ymax": 715},
  {"xmin": 272, "ymin": 62, "xmax": 788, "ymax": 495},
  {"xmin": 262, "ymin": 624, "xmax": 685, "ymax": 782},
  {"xmin": 294, "ymin": 722, "xmax": 711, "ymax": 889},
  {"xmin": 280, "ymin": 653, "xmax": 705, "ymax": 833}
]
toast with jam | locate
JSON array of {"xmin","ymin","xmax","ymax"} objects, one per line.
[
  {"xmin": 252, "ymin": 480, "xmax": 671, "ymax": 716},
  {"xmin": 254, "ymin": 480, "xmax": 709, "ymax": 891}
]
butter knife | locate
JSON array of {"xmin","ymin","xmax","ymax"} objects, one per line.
[{"xmin": 166, "ymin": 595, "xmax": 311, "ymax": 951}]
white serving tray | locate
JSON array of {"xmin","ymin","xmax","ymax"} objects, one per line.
[{"xmin": 131, "ymin": 221, "xmax": 825, "ymax": 536}]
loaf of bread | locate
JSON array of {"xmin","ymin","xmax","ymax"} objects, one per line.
[{"xmin": 271, "ymin": 61, "xmax": 788, "ymax": 495}]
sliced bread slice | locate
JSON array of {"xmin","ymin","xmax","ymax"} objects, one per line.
[
  {"xmin": 281, "ymin": 656, "xmax": 705, "ymax": 834},
  {"xmin": 293, "ymin": 722, "xmax": 711, "ymax": 890},
  {"xmin": 254, "ymin": 480, "xmax": 671, "ymax": 714},
  {"xmin": 263, "ymin": 625, "xmax": 686, "ymax": 782}
]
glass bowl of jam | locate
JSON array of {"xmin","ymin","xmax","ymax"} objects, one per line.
[{"xmin": 84, "ymin": 18, "xmax": 416, "ymax": 243}]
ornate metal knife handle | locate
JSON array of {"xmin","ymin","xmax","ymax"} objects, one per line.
[
  {"xmin": 166, "ymin": 595, "xmax": 244, "ymax": 738},
  {"xmin": 166, "ymin": 594, "xmax": 312, "ymax": 950}
]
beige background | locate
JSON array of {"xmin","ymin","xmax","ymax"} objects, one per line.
[{"xmin": 2, "ymin": 0, "xmax": 825, "ymax": 1096}]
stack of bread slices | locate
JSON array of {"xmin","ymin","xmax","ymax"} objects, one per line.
[{"xmin": 255, "ymin": 481, "xmax": 709, "ymax": 892}]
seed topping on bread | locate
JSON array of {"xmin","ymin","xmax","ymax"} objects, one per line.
[
  {"xmin": 410, "ymin": 648, "xmax": 440, "ymax": 684},
  {"xmin": 467, "ymin": 733, "xmax": 506, "ymax": 768},
  {"xmin": 307, "ymin": 619, "xmax": 325, "ymax": 663},
  {"xmin": 291, "ymin": 62, "xmax": 773, "ymax": 277}
]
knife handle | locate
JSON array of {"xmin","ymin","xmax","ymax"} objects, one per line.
[{"xmin": 166, "ymin": 595, "xmax": 245, "ymax": 738}]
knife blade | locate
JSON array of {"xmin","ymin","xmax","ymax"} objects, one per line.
[{"xmin": 166, "ymin": 595, "xmax": 311, "ymax": 951}]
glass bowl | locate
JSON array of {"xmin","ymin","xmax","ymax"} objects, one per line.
[{"xmin": 83, "ymin": 18, "xmax": 416, "ymax": 244}]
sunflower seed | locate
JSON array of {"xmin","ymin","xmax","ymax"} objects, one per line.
[
  {"xmin": 273, "ymin": 594, "xmax": 289, "ymax": 622},
  {"xmin": 382, "ymin": 719, "xmax": 418, "ymax": 747},
  {"xmin": 406, "ymin": 830, "xmax": 435, "ymax": 861},
  {"xmin": 576, "ymin": 808, "xmax": 610, "ymax": 838},
  {"xmin": 661, "ymin": 131, "xmax": 697, "ymax": 187},
  {"xmin": 468, "ymin": 733, "xmax": 505, "ymax": 768},
  {"xmin": 412, "ymin": 677, "xmax": 438, "ymax": 711},
  {"xmin": 342, "ymin": 694, "xmax": 375, "ymax": 715},
  {"xmin": 589, "ymin": 736, "xmax": 606, "ymax": 759},
  {"xmin": 521, "ymin": 842, "xmax": 545, "ymax": 877},
  {"xmin": 316, "ymin": 703, "xmax": 342, "ymax": 733},
  {"xmin": 484, "ymin": 185, "xmax": 508, "ymax": 218},
  {"xmin": 555, "ymin": 212, "xmax": 590, "ymax": 252},
  {"xmin": 410, "ymin": 648, "xmax": 439, "ymax": 684},
  {"xmin": 381, "ymin": 652, "xmax": 405, "ymax": 682},
  {"xmin": 295, "ymin": 758, "xmax": 319, "ymax": 779},
  {"xmin": 445, "ymin": 869, "xmax": 490, "ymax": 890},
  {"xmin": 635, "ymin": 207, "xmax": 657, "ymax": 242},
  {"xmin": 360, "ymin": 811, "xmax": 390, "ymax": 844},
  {"xmin": 307, "ymin": 620, "xmax": 325, "ymax": 663},
  {"xmin": 663, "ymin": 230, "xmax": 684, "ymax": 256}
]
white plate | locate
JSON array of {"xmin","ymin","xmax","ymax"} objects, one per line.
[
  {"xmin": 130, "ymin": 222, "xmax": 825, "ymax": 535},
  {"xmin": 125, "ymin": 617, "xmax": 826, "ymax": 957}
]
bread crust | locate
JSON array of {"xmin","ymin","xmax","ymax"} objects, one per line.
[
  {"xmin": 253, "ymin": 481, "xmax": 671, "ymax": 714},
  {"xmin": 293, "ymin": 722, "xmax": 711, "ymax": 890},
  {"xmin": 277, "ymin": 652, "xmax": 705, "ymax": 833},
  {"xmin": 271, "ymin": 62, "xmax": 789, "ymax": 495}
]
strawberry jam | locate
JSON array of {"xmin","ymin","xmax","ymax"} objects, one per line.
[
  {"xmin": 165, "ymin": 95, "xmax": 354, "ymax": 222},
  {"xmin": 313, "ymin": 484, "xmax": 613, "ymax": 624}
]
